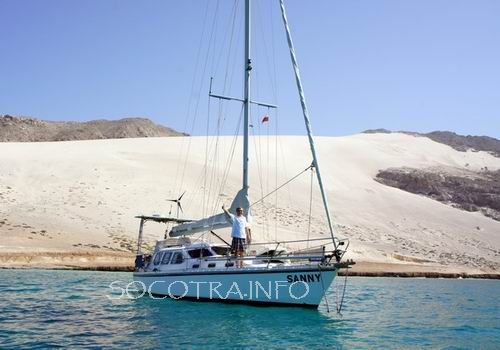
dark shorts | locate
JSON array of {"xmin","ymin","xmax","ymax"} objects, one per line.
[{"xmin": 231, "ymin": 237, "xmax": 246, "ymax": 253}]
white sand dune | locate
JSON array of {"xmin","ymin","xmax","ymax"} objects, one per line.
[{"xmin": 1, "ymin": 133, "xmax": 499, "ymax": 273}]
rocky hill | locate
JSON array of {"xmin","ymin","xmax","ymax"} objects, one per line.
[
  {"xmin": 363, "ymin": 129, "xmax": 500, "ymax": 157},
  {"xmin": 0, "ymin": 115, "xmax": 187, "ymax": 142},
  {"xmin": 366, "ymin": 130, "xmax": 500, "ymax": 222},
  {"xmin": 376, "ymin": 167, "xmax": 500, "ymax": 221}
]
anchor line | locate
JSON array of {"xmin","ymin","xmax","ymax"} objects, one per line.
[
  {"xmin": 336, "ymin": 267, "xmax": 349, "ymax": 314},
  {"xmin": 318, "ymin": 265, "xmax": 330, "ymax": 313}
]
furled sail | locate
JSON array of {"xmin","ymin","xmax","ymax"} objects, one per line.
[{"xmin": 169, "ymin": 188, "xmax": 251, "ymax": 237}]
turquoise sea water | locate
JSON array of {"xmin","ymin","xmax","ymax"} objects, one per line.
[{"xmin": 0, "ymin": 270, "xmax": 498, "ymax": 349}]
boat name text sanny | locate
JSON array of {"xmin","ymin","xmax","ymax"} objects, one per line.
[{"xmin": 286, "ymin": 273, "xmax": 322, "ymax": 283}]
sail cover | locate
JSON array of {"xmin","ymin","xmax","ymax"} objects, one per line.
[{"xmin": 169, "ymin": 188, "xmax": 251, "ymax": 237}]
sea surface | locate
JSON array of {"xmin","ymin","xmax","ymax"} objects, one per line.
[{"xmin": 0, "ymin": 270, "xmax": 498, "ymax": 349}]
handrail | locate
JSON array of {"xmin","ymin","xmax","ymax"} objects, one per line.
[
  {"xmin": 202, "ymin": 254, "xmax": 331, "ymax": 262},
  {"xmin": 246, "ymin": 236, "xmax": 332, "ymax": 246}
]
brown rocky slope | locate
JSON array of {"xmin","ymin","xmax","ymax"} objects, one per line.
[
  {"xmin": 0, "ymin": 114, "xmax": 187, "ymax": 142},
  {"xmin": 376, "ymin": 167, "xmax": 500, "ymax": 221}
]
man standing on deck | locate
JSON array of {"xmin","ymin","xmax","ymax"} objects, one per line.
[{"xmin": 222, "ymin": 205, "xmax": 251, "ymax": 268}]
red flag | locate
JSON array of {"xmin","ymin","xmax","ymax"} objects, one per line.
[{"xmin": 261, "ymin": 115, "xmax": 269, "ymax": 123}]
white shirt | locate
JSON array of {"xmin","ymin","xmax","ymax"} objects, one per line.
[{"xmin": 228, "ymin": 213, "xmax": 248, "ymax": 239}]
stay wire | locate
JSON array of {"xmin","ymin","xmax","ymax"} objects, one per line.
[
  {"xmin": 177, "ymin": 0, "xmax": 220, "ymax": 201},
  {"xmin": 307, "ymin": 166, "xmax": 314, "ymax": 248},
  {"xmin": 250, "ymin": 164, "xmax": 313, "ymax": 209},
  {"xmin": 172, "ymin": 0, "xmax": 211, "ymax": 199}
]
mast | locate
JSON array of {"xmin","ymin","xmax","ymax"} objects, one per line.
[
  {"xmin": 242, "ymin": 0, "xmax": 251, "ymax": 190},
  {"xmin": 171, "ymin": 0, "xmax": 277, "ymax": 238},
  {"xmin": 279, "ymin": 0, "xmax": 339, "ymax": 253}
]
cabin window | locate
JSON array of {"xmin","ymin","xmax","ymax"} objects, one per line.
[
  {"xmin": 153, "ymin": 252, "xmax": 163, "ymax": 265},
  {"xmin": 171, "ymin": 252, "xmax": 184, "ymax": 264},
  {"xmin": 161, "ymin": 252, "xmax": 172, "ymax": 265},
  {"xmin": 211, "ymin": 246, "xmax": 230, "ymax": 256},
  {"xmin": 188, "ymin": 248, "xmax": 213, "ymax": 258}
]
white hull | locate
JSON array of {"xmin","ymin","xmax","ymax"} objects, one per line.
[{"xmin": 134, "ymin": 265, "xmax": 337, "ymax": 308}]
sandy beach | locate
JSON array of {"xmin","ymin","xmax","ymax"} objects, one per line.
[{"xmin": 1, "ymin": 133, "xmax": 499, "ymax": 276}]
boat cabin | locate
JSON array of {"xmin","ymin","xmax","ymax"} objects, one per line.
[
  {"xmin": 133, "ymin": 214, "xmax": 346, "ymax": 273},
  {"xmin": 146, "ymin": 241, "xmax": 234, "ymax": 272}
]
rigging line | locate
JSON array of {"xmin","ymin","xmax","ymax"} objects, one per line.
[
  {"xmin": 216, "ymin": 6, "xmax": 242, "ymax": 118},
  {"xmin": 255, "ymin": 108, "xmax": 269, "ymax": 240},
  {"xmin": 252, "ymin": 114, "xmax": 267, "ymax": 219},
  {"xmin": 206, "ymin": 100, "xmax": 223, "ymax": 226},
  {"xmin": 250, "ymin": 164, "xmax": 312, "ymax": 208},
  {"xmin": 217, "ymin": 107, "xmax": 243, "ymax": 197},
  {"xmin": 222, "ymin": 1, "xmax": 239, "ymax": 102},
  {"xmin": 205, "ymin": 105, "xmax": 243, "ymax": 231},
  {"xmin": 252, "ymin": 110, "xmax": 265, "ymax": 202},
  {"xmin": 278, "ymin": 132, "xmax": 294, "ymax": 205},
  {"xmin": 172, "ymin": 0, "xmax": 211, "ymax": 197},
  {"xmin": 288, "ymin": 242, "xmax": 334, "ymax": 254},
  {"xmin": 214, "ymin": 7, "xmax": 241, "ymax": 142},
  {"xmin": 249, "ymin": 236, "xmax": 331, "ymax": 246},
  {"xmin": 274, "ymin": 105, "xmax": 279, "ymax": 242},
  {"xmin": 270, "ymin": 1, "xmax": 279, "ymax": 242},
  {"xmin": 318, "ymin": 265, "xmax": 331, "ymax": 313},
  {"xmin": 203, "ymin": 129, "xmax": 218, "ymax": 239},
  {"xmin": 269, "ymin": 0, "xmax": 278, "ymax": 101},
  {"xmin": 209, "ymin": 107, "xmax": 243, "ymax": 225},
  {"xmin": 255, "ymin": 0, "xmax": 277, "ymax": 101},
  {"xmin": 259, "ymin": 107, "xmax": 271, "ymax": 240},
  {"xmin": 177, "ymin": 0, "xmax": 220, "ymax": 198},
  {"xmin": 184, "ymin": 122, "xmax": 228, "ymax": 211},
  {"xmin": 266, "ymin": 107, "xmax": 271, "ymax": 240},
  {"xmin": 211, "ymin": 0, "xmax": 238, "ymax": 137},
  {"xmin": 191, "ymin": 163, "xmax": 215, "ymax": 212},
  {"xmin": 335, "ymin": 272, "xmax": 339, "ymax": 313},
  {"xmin": 254, "ymin": 69, "xmax": 270, "ymax": 239},
  {"xmin": 214, "ymin": 105, "xmax": 243, "ymax": 208},
  {"xmin": 220, "ymin": 1, "xmax": 244, "ymax": 127},
  {"xmin": 221, "ymin": 112, "xmax": 243, "ymax": 192},
  {"xmin": 337, "ymin": 266, "xmax": 349, "ymax": 314},
  {"xmin": 183, "ymin": 130, "xmax": 224, "ymax": 212},
  {"xmin": 206, "ymin": 169, "xmax": 232, "ymax": 233},
  {"xmin": 218, "ymin": 0, "xmax": 240, "ymax": 135},
  {"xmin": 219, "ymin": 107, "xmax": 244, "ymax": 192},
  {"xmin": 205, "ymin": 104, "xmax": 220, "ymax": 222},
  {"xmin": 307, "ymin": 166, "xmax": 314, "ymax": 248},
  {"xmin": 227, "ymin": 17, "xmax": 243, "ymax": 95},
  {"xmin": 203, "ymin": 83, "xmax": 212, "ymax": 218},
  {"xmin": 279, "ymin": 0, "xmax": 339, "ymax": 252},
  {"xmin": 197, "ymin": 101, "xmax": 241, "ymax": 224},
  {"xmin": 208, "ymin": 0, "xmax": 221, "ymax": 77},
  {"xmin": 183, "ymin": 12, "xmax": 230, "ymax": 221},
  {"xmin": 215, "ymin": 10, "xmax": 243, "ymax": 136},
  {"xmin": 213, "ymin": 0, "xmax": 240, "ymax": 84},
  {"xmin": 253, "ymin": 73, "xmax": 265, "ymax": 210},
  {"xmin": 251, "ymin": 110, "xmax": 267, "ymax": 239}
]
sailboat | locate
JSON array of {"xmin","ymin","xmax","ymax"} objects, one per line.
[{"xmin": 133, "ymin": 0, "xmax": 353, "ymax": 308}]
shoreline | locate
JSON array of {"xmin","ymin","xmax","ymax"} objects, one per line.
[
  {"xmin": 338, "ymin": 270, "xmax": 500, "ymax": 279},
  {"xmin": 0, "ymin": 266, "xmax": 500, "ymax": 280},
  {"xmin": 1, "ymin": 266, "xmax": 498, "ymax": 279},
  {"xmin": 0, "ymin": 252, "xmax": 497, "ymax": 279}
]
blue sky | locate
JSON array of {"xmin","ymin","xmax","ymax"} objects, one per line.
[{"xmin": 0, "ymin": 0, "xmax": 498, "ymax": 137}]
